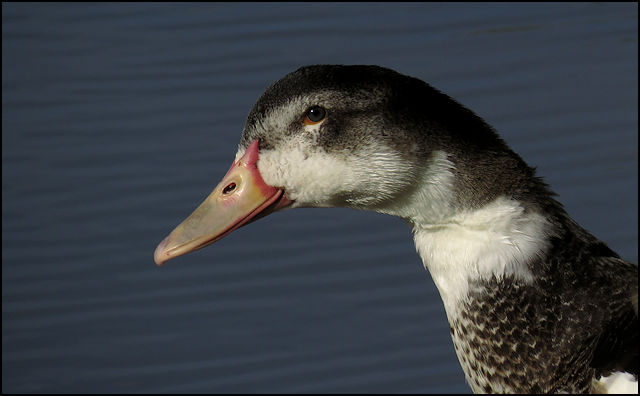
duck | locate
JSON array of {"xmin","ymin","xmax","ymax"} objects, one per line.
[{"xmin": 154, "ymin": 65, "xmax": 638, "ymax": 393}]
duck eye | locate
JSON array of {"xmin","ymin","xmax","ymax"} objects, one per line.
[{"xmin": 304, "ymin": 106, "xmax": 327, "ymax": 125}]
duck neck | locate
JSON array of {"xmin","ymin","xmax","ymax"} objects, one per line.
[
  {"xmin": 410, "ymin": 195, "xmax": 562, "ymax": 392},
  {"xmin": 374, "ymin": 150, "xmax": 554, "ymax": 316},
  {"xmin": 412, "ymin": 196, "xmax": 552, "ymax": 317}
]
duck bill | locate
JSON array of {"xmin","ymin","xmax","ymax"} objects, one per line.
[{"xmin": 154, "ymin": 140, "xmax": 291, "ymax": 266}]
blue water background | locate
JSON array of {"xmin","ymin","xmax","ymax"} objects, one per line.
[{"xmin": 3, "ymin": 3, "xmax": 637, "ymax": 393}]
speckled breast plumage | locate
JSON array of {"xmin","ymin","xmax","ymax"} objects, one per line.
[{"xmin": 449, "ymin": 265, "xmax": 637, "ymax": 394}]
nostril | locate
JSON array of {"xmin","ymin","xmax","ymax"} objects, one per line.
[{"xmin": 222, "ymin": 182, "xmax": 237, "ymax": 195}]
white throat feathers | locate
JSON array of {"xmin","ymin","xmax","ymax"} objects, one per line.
[{"xmin": 375, "ymin": 151, "xmax": 555, "ymax": 317}]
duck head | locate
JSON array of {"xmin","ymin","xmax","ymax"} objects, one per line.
[{"xmin": 154, "ymin": 65, "xmax": 526, "ymax": 266}]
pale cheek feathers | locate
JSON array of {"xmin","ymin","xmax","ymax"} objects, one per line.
[
  {"xmin": 256, "ymin": 141, "xmax": 413, "ymax": 208},
  {"xmin": 257, "ymin": 143, "xmax": 349, "ymax": 206}
]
